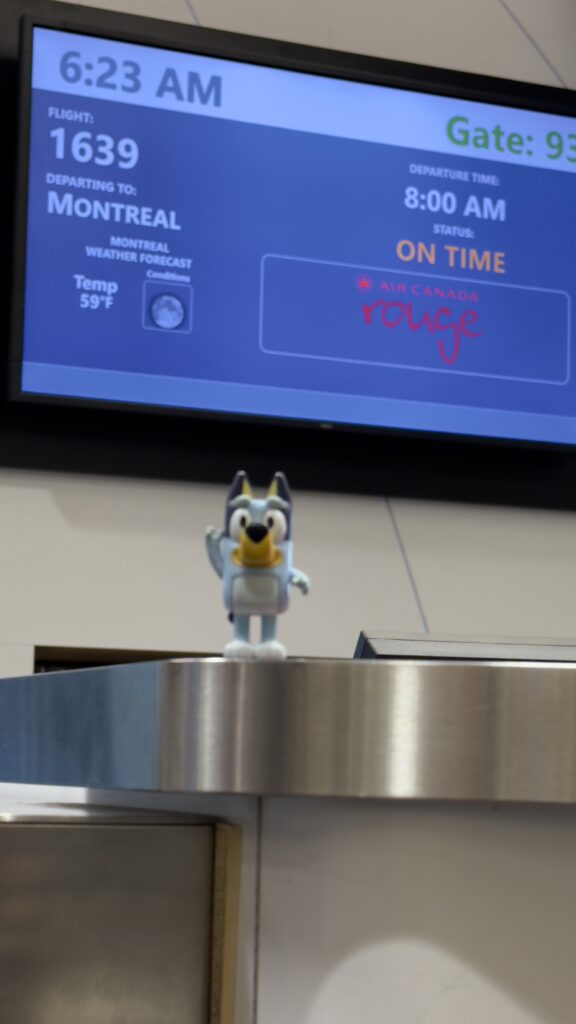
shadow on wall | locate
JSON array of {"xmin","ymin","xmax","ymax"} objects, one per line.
[{"xmin": 259, "ymin": 800, "xmax": 576, "ymax": 1024}]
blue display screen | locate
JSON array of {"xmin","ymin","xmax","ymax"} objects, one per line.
[{"xmin": 19, "ymin": 26, "xmax": 576, "ymax": 443}]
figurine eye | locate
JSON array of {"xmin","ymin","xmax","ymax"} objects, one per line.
[
  {"xmin": 229, "ymin": 508, "xmax": 251, "ymax": 540},
  {"xmin": 265, "ymin": 510, "xmax": 287, "ymax": 543}
]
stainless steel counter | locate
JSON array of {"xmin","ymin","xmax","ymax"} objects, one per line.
[{"xmin": 1, "ymin": 657, "xmax": 576, "ymax": 804}]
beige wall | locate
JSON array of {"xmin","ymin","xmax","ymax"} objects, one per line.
[
  {"xmin": 258, "ymin": 798, "xmax": 576, "ymax": 1024},
  {"xmin": 0, "ymin": 470, "xmax": 421, "ymax": 663},
  {"xmin": 2, "ymin": 468, "xmax": 576, "ymax": 669}
]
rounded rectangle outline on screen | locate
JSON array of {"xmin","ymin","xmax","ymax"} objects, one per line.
[{"xmin": 258, "ymin": 254, "xmax": 571, "ymax": 386}]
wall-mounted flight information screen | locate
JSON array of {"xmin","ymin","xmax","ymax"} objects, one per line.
[{"xmin": 16, "ymin": 25, "xmax": 576, "ymax": 443}]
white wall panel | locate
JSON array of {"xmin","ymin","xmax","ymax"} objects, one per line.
[
  {"xmin": 258, "ymin": 798, "xmax": 576, "ymax": 1024},
  {"xmin": 391, "ymin": 499, "xmax": 576, "ymax": 637},
  {"xmin": 0, "ymin": 471, "xmax": 419, "ymax": 657},
  {"xmin": 0, "ymin": 470, "xmax": 227, "ymax": 653}
]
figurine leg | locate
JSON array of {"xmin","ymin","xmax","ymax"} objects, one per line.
[
  {"xmin": 254, "ymin": 615, "xmax": 287, "ymax": 660},
  {"xmin": 223, "ymin": 615, "xmax": 254, "ymax": 659}
]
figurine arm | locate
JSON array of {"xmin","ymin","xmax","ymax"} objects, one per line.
[
  {"xmin": 289, "ymin": 568, "xmax": 310, "ymax": 595},
  {"xmin": 205, "ymin": 526, "xmax": 225, "ymax": 578}
]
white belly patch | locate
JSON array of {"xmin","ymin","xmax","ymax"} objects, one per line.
[{"xmin": 232, "ymin": 576, "xmax": 279, "ymax": 615}]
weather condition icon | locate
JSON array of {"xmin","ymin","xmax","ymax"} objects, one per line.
[
  {"xmin": 143, "ymin": 281, "xmax": 193, "ymax": 334},
  {"xmin": 150, "ymin": 293, "xmax": 186, "ymax": 330},
  {"xmin": 355, "ymin": 274, "xmax": 373, "ymax": 292}
]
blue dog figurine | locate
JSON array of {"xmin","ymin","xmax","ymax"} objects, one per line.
[{"xmin": 206, "ymin": 470, "xmax": 310, "ymax": 659}]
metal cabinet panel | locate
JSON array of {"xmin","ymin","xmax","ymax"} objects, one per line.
[{"xmin": 0, "ymin": 822, "xmax": 214, "ymax": 1024}]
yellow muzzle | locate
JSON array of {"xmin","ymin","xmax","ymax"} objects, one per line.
[{"xmin": 233, "ymin": 531, "xmax": 282, "ymax": 568}]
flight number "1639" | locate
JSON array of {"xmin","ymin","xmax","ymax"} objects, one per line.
[{"xmin": 49, "ymin": 128, "xmax": 139, "ymax": 170}]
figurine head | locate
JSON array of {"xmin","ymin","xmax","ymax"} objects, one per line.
[{"xmin": 224, "ymin": 471, "xmax": 292, "ymax": 568}]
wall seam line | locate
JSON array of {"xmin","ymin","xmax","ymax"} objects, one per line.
[
  {"xmin": 386, "ymin": 498, "xmax": 429, "ymax": 633},
  {"xmin": 497, "ymin": 0, "xmax": 567, "ymax": 87},
  {"xmin": 182, "ymin": 0, "xmax": 201, "ymax": 26}
]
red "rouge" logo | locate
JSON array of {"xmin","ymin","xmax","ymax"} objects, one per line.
[{"xmin": 362, "ymin": 300, "xmax": 481, "ymax": 366}]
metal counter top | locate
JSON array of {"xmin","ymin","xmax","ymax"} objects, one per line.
[{"xmin": 1, "ymin": 657, "xmax": 576, "ymax": 804}]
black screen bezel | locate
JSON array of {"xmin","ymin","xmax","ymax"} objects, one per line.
[{"xmin": 10, "ymin": 5, "xmax": 576, "ymax": 453}]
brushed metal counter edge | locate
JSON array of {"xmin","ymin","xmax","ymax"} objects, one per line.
[{"xmin": 0, "ymin": 658, "xmax": 575, "ymax": 804}]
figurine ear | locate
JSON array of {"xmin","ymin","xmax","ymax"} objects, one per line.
[
  {"xmin": 227, "ymin": 470, "xmax": 251, "ymax": 503},
  {"xmin": 268, "ymin": 472, "xmax": 291, "ymax": 504}
]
